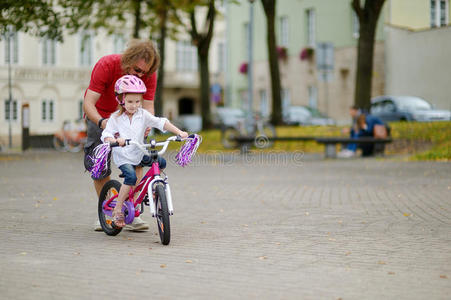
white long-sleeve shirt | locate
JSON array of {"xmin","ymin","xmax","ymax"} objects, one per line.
[{"xmin": 101, "ymin": 108, "xmax": 167, "ymax": 167}]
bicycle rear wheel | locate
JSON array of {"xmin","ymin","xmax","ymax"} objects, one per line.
[
  {"xmin": 221, "ymin": 126, "xmax": 240, "ymax": 149},
  {"xmin": 98, "ymin": 180, "xmax": 123, "ymax": 236},
  {"xmin": 53, "ymin": 135, "xmax": 66, "ymax": 152},
  {"xmin": 154, "ymin": 183, "xmax": 170, "ymax": 245}
]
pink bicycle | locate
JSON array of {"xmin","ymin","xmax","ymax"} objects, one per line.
[{"xmin": 95, "ymin": 135, "xmax": 200, "ymax": 245}]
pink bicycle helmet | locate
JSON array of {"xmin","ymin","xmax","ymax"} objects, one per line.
[{"xmin": 114, "ymin": 75, "xmax": 147, "ymax": 105}]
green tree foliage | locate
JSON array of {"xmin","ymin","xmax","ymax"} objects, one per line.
[{"xmin": 0, "ymin": 0, "xmax": 63, "ymax": 41}]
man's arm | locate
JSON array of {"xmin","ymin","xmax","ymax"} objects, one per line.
[
  {"xmin": 84, "ymin": 89, "xmax": 108, "ymax": 129},
  {"xmin": 142, "ymin": 99, "xmax": 155, "ymax": 115}
]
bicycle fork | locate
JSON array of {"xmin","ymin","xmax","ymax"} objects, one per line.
[{"xmin": 147, "ymin": 175, "xmax": 174, "ymax": 217}]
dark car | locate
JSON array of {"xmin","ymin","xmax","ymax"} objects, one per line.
[{"xmin": 370, "ymin": 96, "xmax": 451, "ymax": 122}]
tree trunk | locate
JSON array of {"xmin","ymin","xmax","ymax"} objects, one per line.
[
  {"xmin": 154, "ymin": 8, "xmax": 167, "ymax": 117},
  {"xmin": 261, "ymin": 0, "xmax": 282, "ymax": 125},
  {"xmin": 198, "ymin": 49, "xmax": 212, "ymax": 129},
  {"xmin": 133, "ymin": 0, "xmax": 141, "ymax": 38},
  {"xmin": 354, "ymin": 21, "xmax": 377, "ymax": 111},
  {"xmin": 352, "ymin": 0, "xmax": 386, "ymax": 111}
]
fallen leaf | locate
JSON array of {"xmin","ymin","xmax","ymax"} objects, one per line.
[
  {"xmin": 53, "ymin": 197, "xmax": 58, "ymax": 201},
  {"xmin": 305, "ymin": 212, "xmax": 310, "ymax": 216},
  {"xmin": 127, "ymin": 238, "xmax": 133, "ymax": 240},
  {"xmin": 128, "ymin": 253, "xmax": 133, "ymax": 256},
  {"xmin": 345, "ymin": 252, "xmax": 352, "ymax": 256},
  {"xmin": 328, "ymin": 238, "xmax": 336, "ymax": 241},
  {"xmin": 185, "ymin": 260, "xmax": 193, "ymax": 263},
  {"xmin": 73, "ymin": 252, "xmax": 80, "ymax": 255},
  {"xmin": 378, "ymin": 261, "xmax": 386, "ymax": 265},
  {"xmin": 160, "ymin": 264, "xmax": 166, "ymax": 268},
  {"xmin": 258, "ymin": 256, "xmax": 267, "ymax": 260},
  {"xmin": 388, "ymin": 272, "xmax": 395, "ymax": 275},
  {"xmin": 20, "ymin": 252, "xmax": 27, "ymax": 255},
  {"xmin": 403, "ymin": 213, "xmax": 411, "ymax": 217},
  {"xmin": 440, "ymin": 275, "xmax": 447, "ymax": 279},
  {"xmin": 275, "ymin": 242, "xmax": 281, "ymax": 245}
]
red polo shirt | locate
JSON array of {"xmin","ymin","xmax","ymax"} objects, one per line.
[{"xmin": 86, "ymin": 54, "xmax": 157, "ymax": 118}]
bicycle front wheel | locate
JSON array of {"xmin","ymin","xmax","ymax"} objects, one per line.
[
  {"xmin": 98, "ymin": 180, "xmax": 123, "ymax": 236},
  {"xmin": 255, "ymin": 123, "xmax": 276, "ymax": 148},
  {"xmin": 154, "ymin": 183, "xmax": 170, "ymax": 245}
]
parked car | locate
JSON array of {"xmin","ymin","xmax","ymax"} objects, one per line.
[
  {"xmin": 370, "ymin": 96, "xmax": 451, "ymax": 122},
  {"xmin": 173, "ymin": 114, "xmax": 202, "ymax": 132},
  {"xmin": 284, "ymin": 106, "xmax": 335, "ymax": 126},
  {"xmin": 212, "ymin": 107, "xmax": 246, "ymax": 128}
]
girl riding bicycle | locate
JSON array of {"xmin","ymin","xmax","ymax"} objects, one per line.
[{"xmin": 101, "ymin": 75, "xmax": 188, "ymax": 227}]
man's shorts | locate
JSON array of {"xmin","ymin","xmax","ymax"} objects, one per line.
[{"xmin": 84, "ymin": 119, "xmax": 111, "ymax": 180}]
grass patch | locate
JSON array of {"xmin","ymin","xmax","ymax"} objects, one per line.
[{"xmin": 154, "ymin": 121, "xmax": 450, "ymax": 161}]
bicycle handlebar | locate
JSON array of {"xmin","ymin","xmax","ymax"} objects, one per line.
[{"xmin": 109, "ymin": 135, "xmax": 195, "ymax": 156}]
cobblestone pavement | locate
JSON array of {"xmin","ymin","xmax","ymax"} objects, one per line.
[{"xmin": 0, "ymin": 151, "xmax": 450, "ymax": 300}]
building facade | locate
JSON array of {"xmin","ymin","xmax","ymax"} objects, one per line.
[{"xmin": 0, "ymin": 7, "xmax": 226, "ymax": 148}]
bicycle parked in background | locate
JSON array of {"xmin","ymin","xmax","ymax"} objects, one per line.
[
  {"xmin": 221, "ymin": 111, "xmax": 276, "ymax": 149},
  {"xmin": 53, "ymin": 119, "xmax": 87, "ymax": 152}
]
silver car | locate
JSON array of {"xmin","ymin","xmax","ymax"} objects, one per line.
[{"xmin": 370, "ymin": 96, "xmax": 451, "ymax": 122}]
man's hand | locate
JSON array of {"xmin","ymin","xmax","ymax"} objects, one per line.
[{"xmin": 144, "ymin": 127, "xmax": 152, "ymax": 138}]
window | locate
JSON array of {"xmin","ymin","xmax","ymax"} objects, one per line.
[
  {"xmin": 4, "ymin": 99, "xmax": 18, "ymax": 121},
  {"xmin": 306, "ymin": 8, "xmax": 316, "ymax": 47},
  {"xmin": 431, "ymin": 0, "xmax": 449, "ymax": 27},
  {"xmin": 113, "ymin": 34, "xmax": 126, "ymax": 53},
  {"xmin": 41, "ymin": 99, "xmax": 55, "ymax": 122},
  {"xmin": 260, "ymin": 90, "xmax": 269, "ymax": 118},
  {"xmin": 42, "ymin": 37, "xmax": 56, "ymax": 65},
  {"xmin": 217, "ymin": 42, "xmax": 225, "ymax": 73},
  {"xmin": 4, "ymin": 29, "xmax": 18, "ymax": 64},
  {"xmin": 176, "ymin": 41, "xmax": 197, "ymax": 72},
  {"xmin": 78, "ymin": 100, "xmax": 84, "ymax": 120},
  {"xmin": 243, "ymin": 22, "xmax": 249, "ymax": 59},
  {"xmin": 279, "ymin": 16, "xmax": 289, "ymax": 47},
  {"xmin": 352, "ymin": 11, "xmax": 360, "ymax": 38},
  {"xmin": 281, "ymin": 88, "xmax": 291, "ymax": 118},
  {"xmin": 308, "ymin": 86, "xmax": 318, "ymax": 109},
  {"xmin": 80, "ymin": 31, "xmax": 93, "ymax": 66}
]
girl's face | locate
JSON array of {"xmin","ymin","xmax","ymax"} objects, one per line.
[{"xmin": 123, "ymin": 93, "xmax": 142, "ymax": 114}]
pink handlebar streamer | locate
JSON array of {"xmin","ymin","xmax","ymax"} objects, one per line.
[
  {"xmin": 88, "ymin": 143, "xmax": 111, "ymax": 178},
  {"xmin": 175, "ymin": 134, "xmax": 202, "ymax": 167}
]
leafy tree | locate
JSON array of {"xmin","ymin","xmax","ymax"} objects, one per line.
[
  {"xmin": 0, "ymin": 0, "xmax": 63, "ymax": 41},
  {"xmin": 261, "ymin": 0, "xmax": 282, "ymax": 125},
  {"xmin": 351, "ymin": 0, "xmax": 386, "ymax": 111}
]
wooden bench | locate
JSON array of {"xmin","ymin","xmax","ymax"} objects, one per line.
[
  {"xmin": 233, "ymin": 136, "xmax": 317, "ymax": 154},
  {"xmin": 315, "ymin": 137, "xmax": 393, "ymax": 158}
]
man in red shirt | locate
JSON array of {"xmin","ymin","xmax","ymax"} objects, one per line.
[{"xmin": 84, "ymin": 39, "xmax": 159, "ymax": 231}]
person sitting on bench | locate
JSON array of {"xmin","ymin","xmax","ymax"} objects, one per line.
[{"xmin": 338, "ymin": 107, "xmax": 388, "ymax": 158}]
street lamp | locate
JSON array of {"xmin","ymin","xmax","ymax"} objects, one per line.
[
  {"xmin": 5, "ymin": 26, "xmax": 14, "ymax": 149},
  {"xmin": 246, "ymin": 0, "xmax": 255, "ymax": 136}
]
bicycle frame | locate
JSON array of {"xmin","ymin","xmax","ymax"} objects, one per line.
[{"xmin": 101, "ymin": 138, "xmax": 178, "ymax": 224}]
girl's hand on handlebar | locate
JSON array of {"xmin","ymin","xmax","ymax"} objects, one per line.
[
  {"xmin": 179, "ymin": 131, "xmax": 189, "ymax": 139},
  {"xmin": 117, "ymin": 137, "xmax": 127, "ymax": 146}
]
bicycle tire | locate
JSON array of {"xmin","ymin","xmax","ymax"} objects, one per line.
[
  {"xmin": 98, "ymin": 180, "xmax": 123, "ymax": 236},
  {"xmin": 53, "ymin": 135, "xmax": 66, "ymax": 152},
  {"xmin": 221, "ymin": 126, "xmax": 240, "ymax": 149},
  {"xmin": 66, "ymin": 139, "xmax": 83, "ymax": 153},
  {"xmin": 255, "ymin": 123, "xmax": 276, "ymax": 148},
  {"xmin": 154, "ymin": 183, "xmax": 170, "ymax": 245}
]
